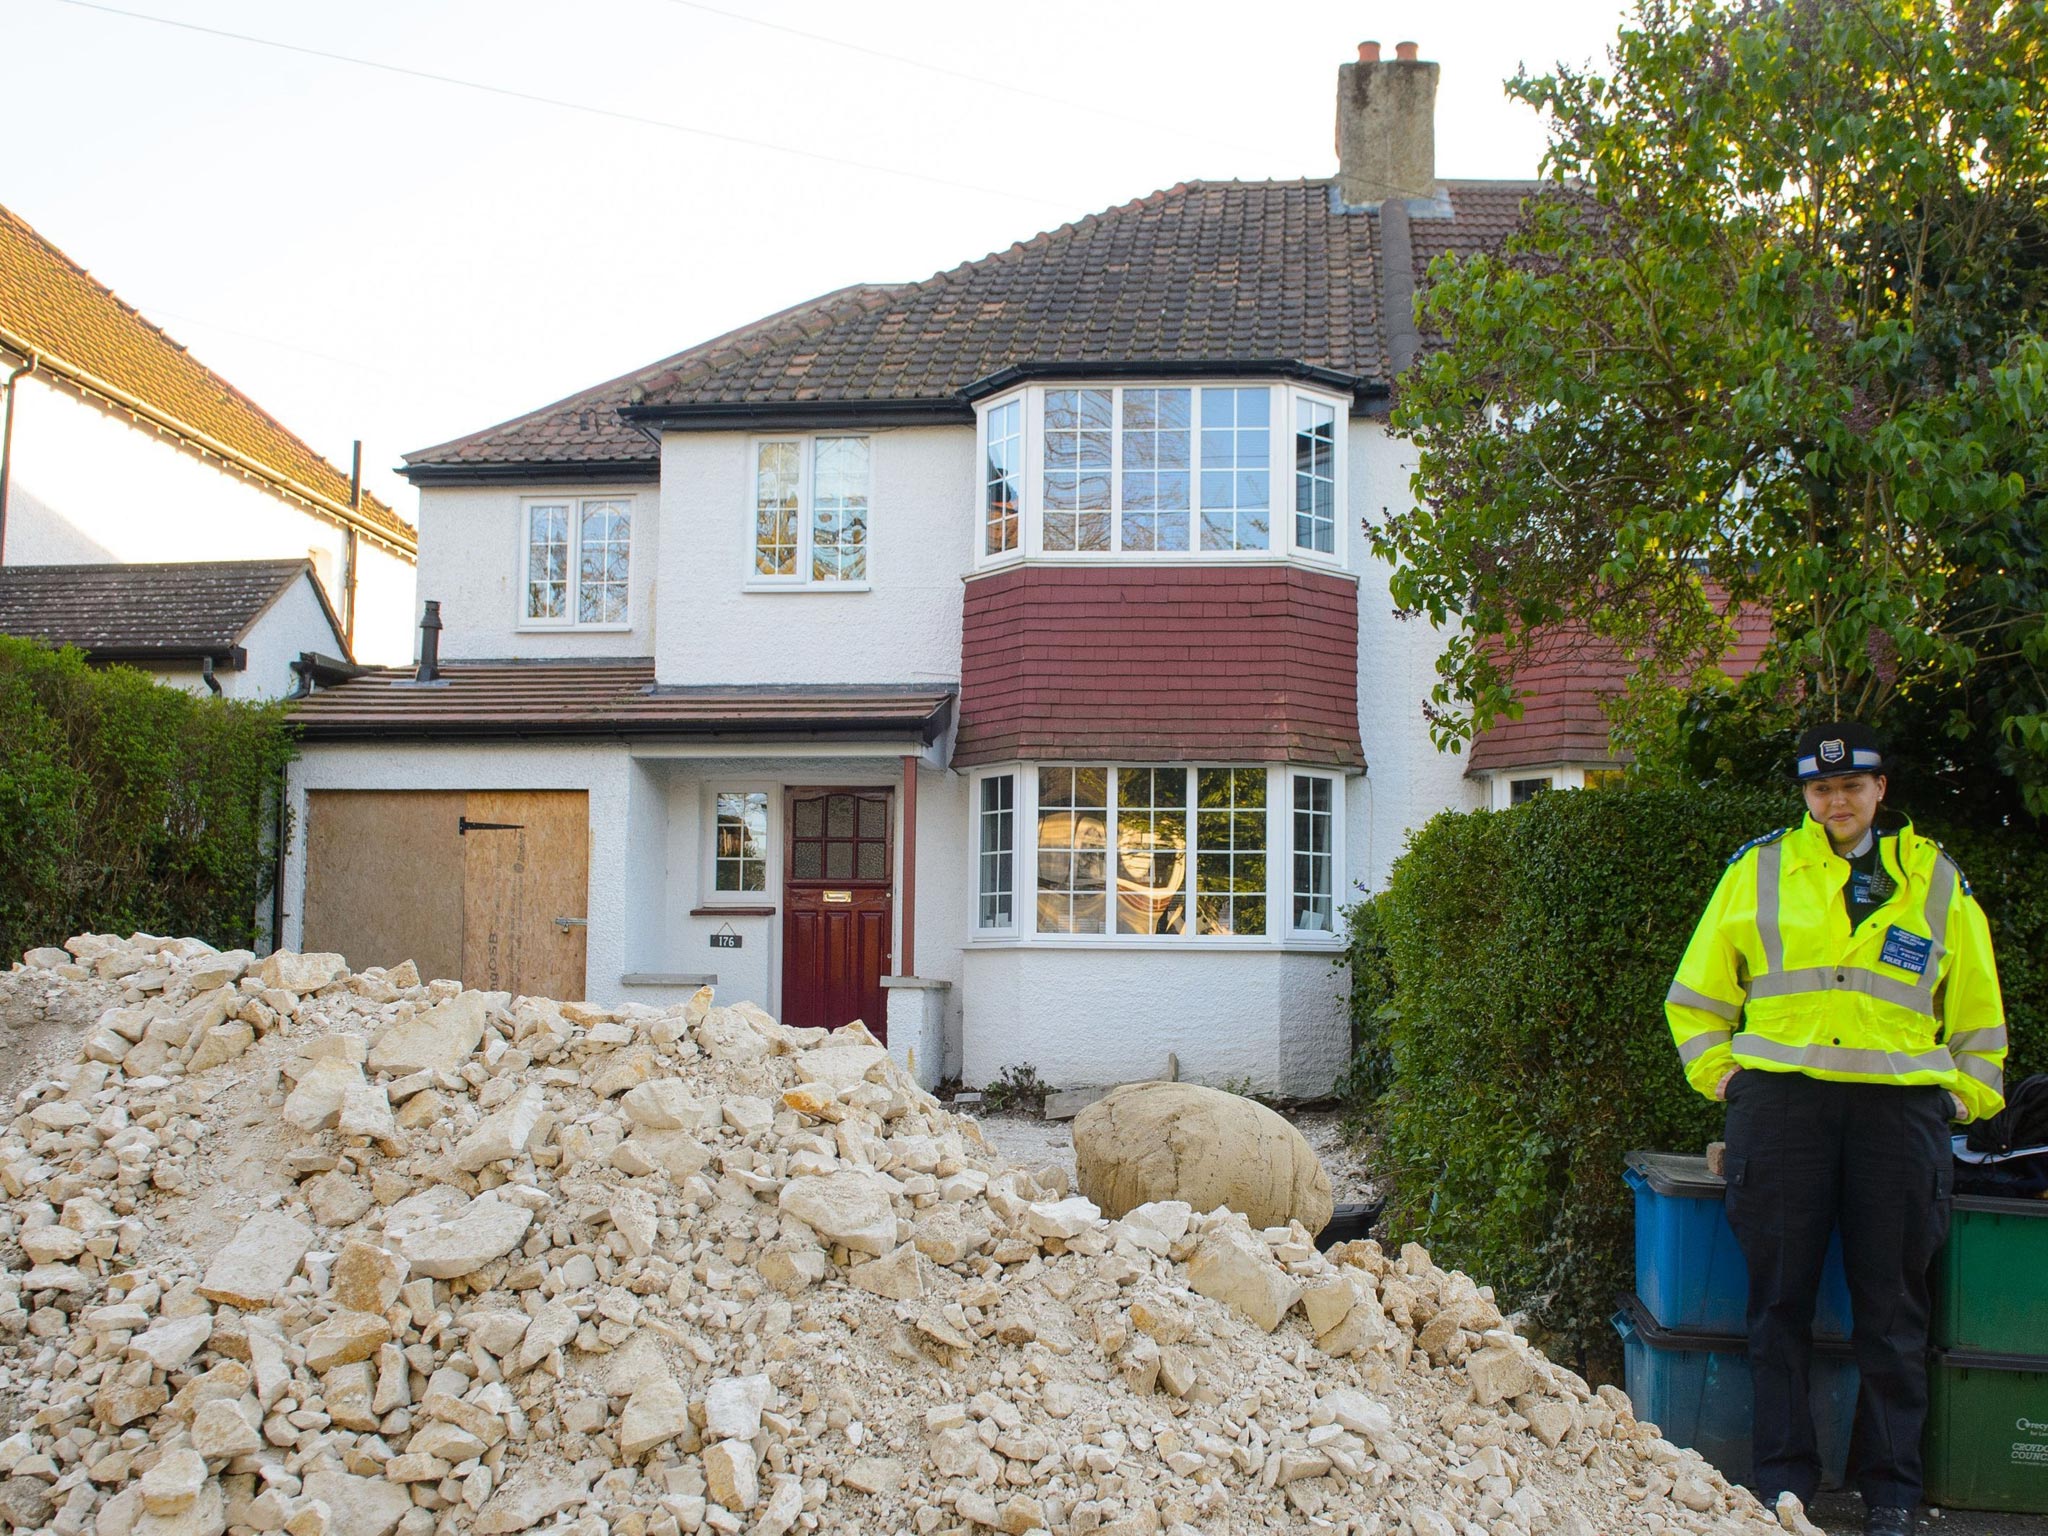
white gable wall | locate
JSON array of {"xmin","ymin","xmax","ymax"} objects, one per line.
[
  {"xmin": 653, "ymin": 426, "xmax": 973, "ymax": 688},
  {"xmin": 1, "ymin": 376, "xmax": 415, "ymax": 663},
  {"xmin": 412, "ymin": 482, "xmax": 659, "ymax": 661}
]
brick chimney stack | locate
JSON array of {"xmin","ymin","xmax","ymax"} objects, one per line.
[{"xmin": 1335, "ymin": 38, "xmax": 1438, "ymax": 208}]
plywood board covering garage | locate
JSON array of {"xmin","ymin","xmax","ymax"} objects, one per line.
[
  {"xmin": 302, "ymin": 789, "xmax": 589, "ymax": 999},
  {"xmin": 303, "ymin": 790, "xmax": 465, "ymax": 982}
]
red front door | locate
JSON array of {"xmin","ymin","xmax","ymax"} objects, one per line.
[{"xmin": 781, "ymin": 787, "xmax": 893, "ymax": 1036}]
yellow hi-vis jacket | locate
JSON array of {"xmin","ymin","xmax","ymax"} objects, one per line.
[{"xmin": 1666, "ymin": 813, "xmax": 2007, "ymax": 1122}]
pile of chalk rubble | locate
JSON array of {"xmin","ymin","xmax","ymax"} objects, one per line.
[{"xmin": 0, "ymin": 934, "xmax": 1789, "ymax": 1536}]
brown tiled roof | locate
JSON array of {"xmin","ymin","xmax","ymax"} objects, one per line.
[
  {"xmin": 401, "ymin": 284, "xmax": 910, "ymax": 476},
  {"xmin": 628, "ymin": 181, "xmax": 1393, "ymax": 413},
  {"xmin": 1404, "ymin": 180, "xmax": 1545, "ymax": 356},
  {"xmin": 1467, "ymin": 604, "xmax": 1772, "ymax": 775},
  {"xmin": 0, "ymin": 203, "xmax": 414, "ymax": 554},
  {"xmin": 290, "ymin": 662, "xmax": 955, "ymax": 742},
  {"xmin": 0, "ymin": 559, "xmax": 342, "ymax": 662}
]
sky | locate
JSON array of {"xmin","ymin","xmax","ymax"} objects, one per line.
[{"xmin": 6, "ymin": 0, "xmax": 1636, "ymax": 517}]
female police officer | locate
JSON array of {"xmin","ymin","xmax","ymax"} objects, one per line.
[{"xmin": 1665, "ymin": 722, "xmax": 2007, "ymax": 1536}]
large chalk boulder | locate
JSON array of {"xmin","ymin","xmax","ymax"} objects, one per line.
[{"xmin": 1072, "ymin": 1081, "xmax": 1334, "ymax": 1233}]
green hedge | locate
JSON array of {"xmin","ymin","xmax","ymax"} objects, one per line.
[
  {"xmin": 0, "ymin": 635, "xmax": 297, "ymax": 962},
  {"xmin": 1353, "ymin": 787, "xmax": 2048, "ymax": 1369}
]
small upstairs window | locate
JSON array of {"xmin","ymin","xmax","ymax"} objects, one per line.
[
  {"xmin": 1294, "ymin": 398, "xmax": 1338, "ymax": 554},
  {"xmin": 524, "ymin": 496, "xmax": 632, "ymax": 626},
  {"xmin": 984, "ymin": 399, "xmax": 1023, "ymax": 556},
  {"xmin": 752, "ymin": 437, "xmax": 870, "ymax": 586}
]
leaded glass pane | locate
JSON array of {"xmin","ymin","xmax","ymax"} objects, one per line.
[
  {"xmin": 1035, "ymin": 765, "xmax": 1108, "ymax": 933},
  {"xmin": 713, "ymin": 789, "xmax": 768, "ymax": 893},
  {"xmin": 978, "ymin": 774, "xmax": 1016, "ymax": 929},
  {"xmin": 1114, "ymin": 766, "xmax": 1188, "ymax": 935},
  {"xmin": 826, "ymin": 843, "xmax": 853, "ymax": 880},
  {"xmin": 1294, "ymin": 398, "xmax": 1338, "ymax": 554},
  {"xmin": 1194, "ymin": 767, "xmax": 1268, "ymax": 934},
  {"xmin": 856, "ymin": 843, "xmax": 884, "ymax": 880},
  {"xmin": 1044, "ymin": 389, "xmax": 1113, "ymax": 552},
  {"xmin": 526, "ymin": 504, "xmax": 569, "ymax": 619},
  {"xmin": 577, "ymin": 500, "xmax": 630, "ymax": 623},
  {"xmin": 984, "ymin": 400, "xmax": 1022, "ymax": 556},
  {"xmin": 1198, "ymin": 388, "xmax": 1273, "ymax": 552},
  {"xmin": 812, "ymin": 437, "xmax": 869, "ymax": 582},
  {"xmin": 754, "ymin": 443, "xmax": 800, "ymax": 576},
  {"xmin": 1291, "ymin": 774, "xmax": 1335, "ymax": 931},
  {"xmin": 858, "ymin": 798, "xmax": 886, "ymax": 839},
  {"xmin": 826, "ymin": 796, "xmax": 856, "ymax": 838},
  {"xmin": 1120, "ymin": 389, "xmax": 1191, "ymax": 553}
]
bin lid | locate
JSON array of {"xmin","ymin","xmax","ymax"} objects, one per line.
[
  {"xmin": 1930, "ymin": 1345, "xmax": 2048, "ymax": 1373},
  {"xmin": 1625, "ymin": 1150, "xmax": 1723, "ymax": 1198},
  {"xmin": 1615, "ymin": 1292, "xmax": 1856, "ymax": 1357},
  {"xmin": 1953, "ymin": 1192, "xmax": 2048, "ymax": 1218}
]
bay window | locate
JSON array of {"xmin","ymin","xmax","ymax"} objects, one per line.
[
  {"xmin": 523, "ymin": 496, "xmax": 632, "ymax": 625},
  {"xmin": 751, "ymin": 436, "xmax": 870, "ymax": 585},
  {"xmin": 978, "ymin": 382, "xmax": 1343, "ymax": 564},
  {"xmin": 989, "ymin": 765, "xmax": 1339, "ymax": 943}
]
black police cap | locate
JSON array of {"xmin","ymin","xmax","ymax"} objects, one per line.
[{"xmin": 1794, "ymin": 721, "xmax": 1886, "ymax": 781}]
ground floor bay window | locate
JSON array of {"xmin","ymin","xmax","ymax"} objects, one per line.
[{"xmin": 970, "ymin": 763, "xmax": 1344, "ymax": 945}]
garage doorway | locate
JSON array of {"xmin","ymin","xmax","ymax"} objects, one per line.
[{"xmin": 302, "ymin": 789, "xmax": 590, "ymax": 1000}]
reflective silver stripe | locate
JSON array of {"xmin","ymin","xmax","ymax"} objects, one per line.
[
  {"xmin": 1667, "ymin": 982, "xmax": 1742, "ymax": 1022},
  {"xmin": 1949, "ymin": 1026, "xmax": 2008, "ymax": 1054},
  {"xmin": 1851, "ymin": 749, "xmax": 1881, "ymax": 768},
  {"xmin": 1920, "ymin": 855, "xmax": 1958, "ymax": 994},
  {"xmin": 1732, "ymin": 1033, "xmax": 1956, "ymax": 1077},
  {"xmin": 1755, "ymin": 838, "xmax": 1784, "ymax": 972},
  {"xmin": 1797, "ymin": 756, "xmax": 1820, "ymax": 777},
  {"xmin": 1957, "ymin": 1054, "xmax": 2005, "ymax": 1094},
  {"xmin": 1677, "ymin": 1029, "xmax": 1733, "ymax": 1065},
  {"xmin": 1748, "ymin": 965, "xmax": 1936, "ymax": 1016}
]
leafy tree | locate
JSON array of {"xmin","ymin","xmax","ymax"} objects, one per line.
[{"xmin": 1380, "ymin": 0, "xmax": 2048, "ymax": 819}]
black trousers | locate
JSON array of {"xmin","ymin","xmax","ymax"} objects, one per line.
[{"xmin": 1722, "ymin": 1070, "xmax": 1953, "ymax": 1508}]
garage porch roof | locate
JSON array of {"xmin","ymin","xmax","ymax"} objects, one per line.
[{"xmin": 288, "ymin": 659, "xmax": 954, "ymax": 744}]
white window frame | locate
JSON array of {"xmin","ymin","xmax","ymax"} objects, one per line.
[
  {"xmin": 1286, "ymin": 770, "xmax": 1344, "ymax": 938},
  {"xmin": 971, "ymin": 770, "xmax": 1020, "ymax": 936},
  {"xmin": 518, "ymin": 493, "xmax": 636, "ymax": 631},
  {"xmin": 700, "ymin": 784, "xmax": 776, "ymax": 909},
  {"xmin": 971, "ymin": 383, "xmax": 1348, "ymax": 570},
  {"xmin": 744, "ymin": 435, "xmax": 874, "ymax": 592}
]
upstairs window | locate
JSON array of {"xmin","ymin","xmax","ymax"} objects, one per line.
[
  {"xmin": 981, "ymin": 383, "xmax": 1341, "ymax": 564},
  {"xmin": 752, "ymin": 437, "xmax": 870, "ymax": 586},
  {"xmin": 984, "ymin": 399, "xmax": 1023, "ymax": 556},
  {"xmin": 1294, "ymin": 399, "xmax": 1338, "ymax": 554},
  {"xmin": 524, "ymin": 496, "xmax": 632, "ymax": 626}
]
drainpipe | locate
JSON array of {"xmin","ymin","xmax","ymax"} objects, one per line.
[
  {"xmin": 0, "ymin": 352, "xmax": 37, "ymax": 564},
  {"xmin": 900, "ymin": 754, "xmax": 919, "ymax": 976},
  {"xmin": 343, "ymin": 441, "xmax": 362, "ymax": 655},
  {"xmin": 200, "ymin": 655, "xmax": 224, "ymax": 696},
  {"xmin": 269, "ymin": 759, "xmax": 289, "ymax": 957}
]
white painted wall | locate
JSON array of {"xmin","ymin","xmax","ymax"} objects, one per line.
[
  {"xmin": 627, "ymin": 753, "xmax": 967, "ymax": 1027},
  {"xmin": 282, "ymin": 741, "xmax": 633, "ymax": 999},
  {"xmin": 143, "ymin": 571, "xmax": 344, "ymax": 701},
  {"xmin": 1, "ymin": 376, "xmax": 416, "ymax": 663},
  {"xmin": 1347, "ymin": 417, "xmax": 1485, "ymax": 891},
  {"xmin": 960, "ymin": 946, "xmax": 1348, "ymax": 1100},
  {"xmin": 412, "ymin": 482, "xmax": 658, "ymax": 661},
  {"xmin": 653, "ymin": 426, "xmax": 973, "ymax": 687}
]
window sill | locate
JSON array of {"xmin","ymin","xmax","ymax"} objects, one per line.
[
  {"xmin": 966, "ymin": 553, "xmax": 1354, "ymax": 578},
  {"xmin": 742, "ymin": 582, "xmax": 873, "ymax": 595},
  {"xmin": 689, "ymin": 905, "xmax": 775, "ymax": 917},
  {"xmin": 964, "ymin": 937, "xmax": 1345, "ymax": 954},
  {"xmin": 516, "ymin": 623, "xmax": 635, "ymax": 634}
]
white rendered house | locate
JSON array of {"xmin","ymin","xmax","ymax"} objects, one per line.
[
  {"xmin": 283, "ymin": 44, "xmax": 1570, "ymax": 1098},
  {"xmin": 0, "ymin": 203, "xmax": 416, "ymax": 665}
]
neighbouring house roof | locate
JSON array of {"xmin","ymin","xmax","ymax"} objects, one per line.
[
  {"xmin": 0, "ymin": 558, "xmax": 346, "ymax": 667},
  {"xmin": 289, "ymin": 661, "xmax": 955, "ymax": 743},
  {"xmin": 399, "ymin": 283, "xmax": 911, "ymax": 483},
  {"xmin": 1466, "ymin": 605, "xmax": 1773, "ymax": 776},
  {"xmin": 0, "ymin": 203, "xmax": 415, "ymax": 555}
]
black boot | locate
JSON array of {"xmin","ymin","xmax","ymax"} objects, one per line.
[{"xmin": 1864, "ymin": 1505, "xmax": 1914, "ymax": 1536}]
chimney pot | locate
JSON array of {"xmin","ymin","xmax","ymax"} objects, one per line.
[
  {"xmin": 1358, "ymin": 40, "xmax": 1380, "ymax": 62},
  {"xmin": 1395, "ymin": 40, "xmax": 1419, "ymax": 61}
]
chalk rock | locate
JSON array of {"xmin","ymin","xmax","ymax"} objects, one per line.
[
  {"xmin": 127, "ymin": 1315, "xmax": 213, "ymax": 1372},
  {"xmin": 329, "ymin": 1242, "xmax": 408, "ymax": 1314},
  {"xmin": 396, "ymin": 1193, "xmax": 533, "ymax": 1279},
  {"xmin": 618, "ymin": 1080, "xmax": 718, "ymax": 1131},
  {"xmin": 139, "ymin": 1450, "xmax": 206, "ymax": 1515},
  {"xmin": 299, "ymin": 1473, "xmax": 410, "ymax": 1536},
  {"xmin": 1073, "ymin": 1081, "xmax": 1334, "ymax": 1233},
  {"xmin": 198, "ymin": 1212, "xmax": 312, "ymax": 1309},
  {"xmin": 337, "ymin": 1083, "xmax": 395, "ymax": 1143},
  {"xmin": 284, "ymin": 1059, "xmax": 365, "ymax": 1133},
  {"xmin": 302, "ymin": 1310, "xmax": 390, "ymax": 1372},
  {"xmin": 702, "ymin": 1440, "xmax": 758, "ymax": 1513},
  {"xmin": 255, "ymin": 951, "xmax": 347, "ymax": 995},
  {"xmin": 1466, "ymin": 1343, "xmax": 1537, "ymax": 1406},
  {"xmin": 849, "ymin": 1242, "xmax": 926, "ymax": 1301},
  {"xmin": 189, "ymin": 1399, "xmax": 263, "ymax": 1459},
  {"xmin": 617, "ymin": 1374, "xmax": 691, "ymax": 1460},
  {"xmin": 704, "ymin": 1375, "xmax": 772, "ymax": 1441},
  {"xmin": 472, "ymin": 1472, "xmax": 586, "ymax": 1536},
  {"xmin": 453, "ymin": 1085, "xmax": 544, "ymax": 1171},
  {"xmin": 367, "ymin": 992, "xmax": 487, "ymax": 1077},
  {"xmin": 791, "ymin": 1045, "xmax": 888, "ymax": 1090},
  {"xmin": 777, "ymin": 1171, "xmax": 897, "ymax": 1257},
  {"xmin": 1186, "ymin": 1225, "xmax": 1303, "ymax": 1332}
]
